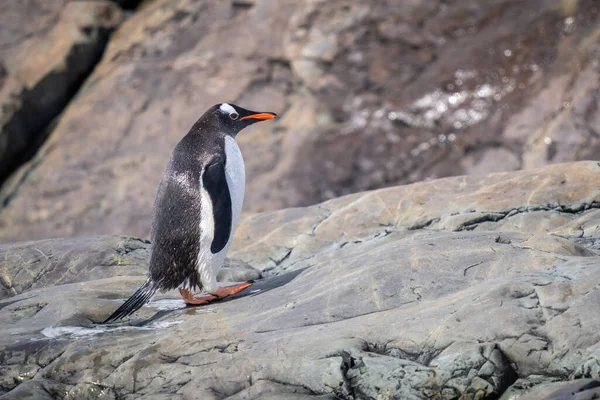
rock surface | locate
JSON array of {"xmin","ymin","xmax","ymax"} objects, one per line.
[
  {"xmin": 504, "ymin": 378, "xmax": 600, "ymax": 400},
  {"xmin": 1, "ymin": 0, "xmax": 600, "ymax": 242},
  {"xmin": 0, "ymin": 235, "xmax": 149, "ymax": 300},
  {"xmin": 0, "ymin": 1, "xmax": 123, "ymax": 189},
  {"xmin": 0, "ymin": 162, "xmax": 599, "ymax": 399}
]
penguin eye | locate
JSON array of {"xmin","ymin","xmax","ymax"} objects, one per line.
[{"xmin": 229, "ymin": 112, "xmax": 239, "ymax": 120}]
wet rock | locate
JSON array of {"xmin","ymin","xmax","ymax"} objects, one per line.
[
  {"xmin": 1, "ymin": 0, "xmax": 600, "ymax": 242},
  {"xmin": 0, "ymin": 1, "xmax": 123, "ymax": 188},
  {"xmin": 0, "ymin": 162, "xmax": 599, "ymax": 399}
]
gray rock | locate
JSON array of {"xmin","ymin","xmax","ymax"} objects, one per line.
[
  {"xmin": 498, "ymin": 375, "xmax": 562, "ymax": 400},
  {"xmin": 0, "ymin": 162, "xmax": 599, "ymax": 399},
  {"xmin": 508, "ymin": 379, "xmax": 600, "ymax": 400},
  {"xmin": 0, "ymin": 236, "xmax": 149, "ymax": 300}
]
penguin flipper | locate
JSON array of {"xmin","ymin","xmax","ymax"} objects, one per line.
[
  {"xmin": 202, "ymin": 159, "xmax": 232, "ymax": 254},
  {"xmin": 103, "ymin": 279, "xmax": 157, "ymax": 324}
]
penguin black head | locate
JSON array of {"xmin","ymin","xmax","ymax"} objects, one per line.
[{"xmin": 206, "ymin": 103, "xmax": 277, "ymax": 136}]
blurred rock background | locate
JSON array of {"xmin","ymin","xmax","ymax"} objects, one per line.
[{"xmin": 0, "ymin": 0, "xmax": 598, "ymax": 242}]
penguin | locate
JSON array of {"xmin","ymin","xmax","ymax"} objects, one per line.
[{"xmin": 104, "ymin": 103, "xmax": 277, "ymax": 323}]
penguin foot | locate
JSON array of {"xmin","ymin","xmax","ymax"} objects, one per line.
[
  {"xmin": 212, "ymin": 281, "xmax": 253, "ymax": 298},
  {"xmin": 179, "ymin": 282, "xmax": 253, "ymax": 305},
  {"xmin": 179, "ymin": 288, "xmax": 217, "ymax": 305}
]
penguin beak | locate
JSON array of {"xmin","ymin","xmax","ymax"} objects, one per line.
[{"xmin": 240, "ymin": 112, "xmax": 277, "ymax": 121}]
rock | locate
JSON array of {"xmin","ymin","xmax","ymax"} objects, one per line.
[
  {"xmin": 0, "ymin": 235, "xmax": 149, "ymax": 300},
  {"xmin": 0, "ymin": 1, "xmax": 71, "ymax": 75},
  {"xmin": 231, "ymin": 161, "xmax": 600, "ymax": 274},
  {"xmin": 1, "ymin": 0, "xmax": 600, "ymax": 242},
  {"xmin": 345, "ymin": 343, "xmax": 516, "ymax": 399},
  {"xmin": 0, "ymin": 162, "xmax": 599, "ymax": 399},
  {"xmin": 498, "ymin": 375, "xmax": 561, "ymax": 399},
  {"xmin": 0, "ymin": 1, "xmax": 123, "ymax": 188},
  {"xmin": 506, "ymin": 379, "xmax": 600, "ymax": 400}
]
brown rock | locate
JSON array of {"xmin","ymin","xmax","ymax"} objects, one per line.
[
  {"xmin": 1, "ymin": 0, "xmax": 599, "ymax": 242},
  {"xmin": 0, "ymin": 162, "xmax": 599, "ymax": 399},
  {"xmin": 0, "ymin": 1, "xmax": 123, "ymax": 187},
  {"xmin": 0, "ymin": 1, "xmax": 71, "ymax": 75}
]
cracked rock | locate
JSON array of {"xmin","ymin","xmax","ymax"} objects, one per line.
[{"xmin": 0, "ymin": 162, "xmax": 599, "ymax": 399}]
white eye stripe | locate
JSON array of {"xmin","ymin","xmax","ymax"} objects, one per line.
[{"xmin": 219, "ymin": 103, "xmax": 237, "ymax": 114}]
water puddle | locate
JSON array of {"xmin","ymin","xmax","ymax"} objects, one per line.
[
  {"xmin": 38, "ymin": 298, "xmax": 218, "ymax": 340},
  {"xmin": 40, "ymin": 320, "xmax": 184, "ymax": 339}
]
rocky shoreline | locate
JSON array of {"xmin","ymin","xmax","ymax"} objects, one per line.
[{"xmin": 1, "ymin": 162, "xmax": 599, "ymax": 399}]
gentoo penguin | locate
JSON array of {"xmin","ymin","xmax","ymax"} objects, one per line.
[{"xmin": 104, "ymin": 103, "xmax": 276, "ymax": 323}]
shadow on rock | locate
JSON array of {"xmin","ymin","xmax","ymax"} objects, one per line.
[{"xmin": 103, "ymin": 268, "xmax": 307, "ymax": 327}]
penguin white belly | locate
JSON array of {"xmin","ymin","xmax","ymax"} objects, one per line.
[
  {"xmin": 224, "ymin": 136, "xmax": 246, "ymax": 233},
  {"xmin": 195, "ymin": 136, "xmax": 245, "ymax": 293}
]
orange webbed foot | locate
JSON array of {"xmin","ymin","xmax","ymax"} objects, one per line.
[{"xmin": 179, "ymin": 281, "xmax": 253, "ymax": 305}]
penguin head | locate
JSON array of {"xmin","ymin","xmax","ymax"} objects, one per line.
[{"xmin": 211, "ymin": 103, "xmax": 277, "ymax": 136}]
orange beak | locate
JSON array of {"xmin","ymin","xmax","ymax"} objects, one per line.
[{"xmin": 240, "ymin": 113, "xmax": 277, "ymax": 121}]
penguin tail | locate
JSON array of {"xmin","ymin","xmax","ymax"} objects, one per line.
[{"xmin": 103, "ymin": 279, "xmax": 157, "ymax": 324}]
